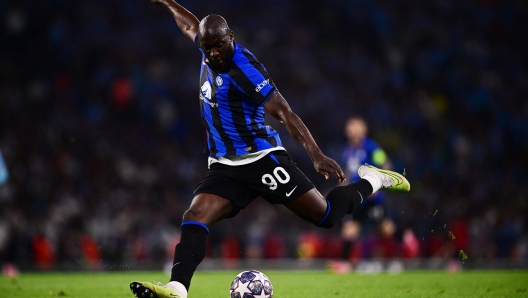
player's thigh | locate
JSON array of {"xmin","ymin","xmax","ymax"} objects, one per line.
[
  {"xmin": 245, "ymin": 151, "xmax": 326, "ymax": 224},
  {"xmin": 253, "ymin": 151, "xmax": 314, "ymax": 204},
  {"xmin": 184, "ymin": 193, "xmax": 237, "ymax": 226},
  {"xmin": 190, "ymin": 163, "xmax": 257, "ymax": 224},
  {"xmin": 284, "ymin": 188, "xmax": 327, "ymax": 225}
]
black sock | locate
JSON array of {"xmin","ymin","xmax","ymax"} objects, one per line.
[
  {"xmin": 170, "ymin": 224, "xmax": 208, "ymax": 290},
  {"xmin": 317, "ymin": 179, "xmax": 373, "ymax": 229},
  {"xmin": 341, "ymin": 240, "xmax": 354, "ymax": 260},
  {"xmin": 354, "ymin": 179, "xmax": 374, "ymax": 200}
]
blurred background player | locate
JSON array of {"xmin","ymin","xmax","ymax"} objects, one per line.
[
  {"xmin": 343, "ymin": 116, "xmax": 392, "ymax": 229},
  {"xmin": 0, "ymin": 150, "xmax": 8, "ymax": 186},
  {"xmin": 332, "ymin": 116, "xmax": 394, "ymax": 272},
  {"xmin": 0, "ymin": 150, "xmax": 18, "ymax": 278}
]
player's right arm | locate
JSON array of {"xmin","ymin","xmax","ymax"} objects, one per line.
[
  {"xmin": 264, "ymin": 92, "xmax": 346, "ymax": 183},
  {"xmin": 151, "ymin": 0, "xmax": 199, "ymax": 42}
]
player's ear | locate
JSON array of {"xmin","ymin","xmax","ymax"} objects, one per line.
[{"xmin": 229, "ymin": 31, "xmax": 234, "ymax": 41}]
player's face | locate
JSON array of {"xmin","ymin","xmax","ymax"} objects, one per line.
[
  {"xmin": 200, "ymin": 32, "xmax": 235, "ymax": 72},
  {"xmin": 345, "ymin": 119, "xmax": 367, "ymax": 144}
]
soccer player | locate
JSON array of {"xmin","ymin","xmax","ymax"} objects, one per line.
[
  {"xmin": 342, "ymin": 116, "xmax": 392, "ymax": 229},
  {"xmin": 333, "ymin": 116, "xmax": 394, "ymax": 270},
  {"xmin": 131, "ymin": 1, "xmax": 410, "ymax": 297}
]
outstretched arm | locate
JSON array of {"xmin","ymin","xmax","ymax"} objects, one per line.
[
  {"xmin": 264, "ymin": 92, "xmax": 346, "ymax": 183},
  {"xmin": 151, "ymin": 0, "xmax": 199, "ymax": 42}
]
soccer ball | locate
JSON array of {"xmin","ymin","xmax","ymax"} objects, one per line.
[{"xmin": 230, "ymin": 270, "xmax": 273, "ymax": 298}]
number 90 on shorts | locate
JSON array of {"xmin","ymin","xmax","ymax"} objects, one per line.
[
  {"xmin": 262, "ymin": 167, "xmax": 290, "ymax": 190},
  {"xmin": 193, "ymin": 150, "xmax": 315, "ymax": 207}
]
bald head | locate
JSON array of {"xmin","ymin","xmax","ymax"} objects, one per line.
[
  {"xmin": 198, "ymin": 15, "xmax": 231, "ymax": 39},
  {"xmin": 197, "ymin": 14, "xmax": 235, "ymax": 72}
]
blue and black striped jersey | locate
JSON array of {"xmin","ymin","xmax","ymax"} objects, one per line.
[{"xmin": 196, "ymin": 39, "xmax": 282, "ymax": 158}]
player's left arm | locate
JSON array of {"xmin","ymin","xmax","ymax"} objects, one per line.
[
  {"xmin": 264, "ymin": 92, "xmax": 345, "ymax": 183},
  {"xmin": 371, "ymin": 147, "xmax": 393, "ymax": 170}
]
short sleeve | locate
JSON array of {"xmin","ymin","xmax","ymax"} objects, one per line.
[
  {"xmin": 363, "ymin": 138, "xmax": 387, "ymax": 166},
  {"xmin": 231, "ymin": 52, "xmax": 277, "ymax": 105}
]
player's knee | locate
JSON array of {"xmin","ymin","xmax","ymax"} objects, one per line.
[
  {"xmin": 316, "ymin": 185, "xmax": 363, "ymax": 230},
  {"xmin": 314, "ymin": 200, "xmax": 336, "ymax": 229}
]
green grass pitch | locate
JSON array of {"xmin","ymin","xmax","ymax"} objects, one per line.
[{"xmin": 1, "ymin": 270, "xmax": 527, "ymax": 297}]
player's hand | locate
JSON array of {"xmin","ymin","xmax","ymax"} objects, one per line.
[{"xmin": 312, "ymin": 154, "xmax": 346, "ymax": 183}]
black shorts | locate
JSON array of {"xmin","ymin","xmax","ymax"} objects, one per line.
[{"xmin": 193, "ymin": 150, "xmax": 315, "ymax": 211}]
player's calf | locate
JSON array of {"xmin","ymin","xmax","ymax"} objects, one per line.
[{"xmin": 317, "ymin": 180, "xmax": 372, "ymax": 229}]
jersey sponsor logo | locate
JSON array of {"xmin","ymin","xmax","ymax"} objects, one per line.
[
  {"xmin": 255, "ymin": 79, "xmax": 269, "ymax": 92},
  {"xmin": 200, "ymin": 81, "xmax": 218, "ymax": 108},
  {"xmin": 216, "ymin": 76, "xmax": 223, "ymax": 87},
  {"xmin": 201, "ymin": 81, "xmax": 212, "ymax": 100}
]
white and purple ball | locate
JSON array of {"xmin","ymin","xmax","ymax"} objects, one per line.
[{"xmin": 230, "ymin": 270, "xmax": 273, "ymax": 298}]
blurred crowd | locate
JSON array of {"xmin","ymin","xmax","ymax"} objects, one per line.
[{"xmin": 0, "ymin": 0, "xmax": 527, "ymax": 270}]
